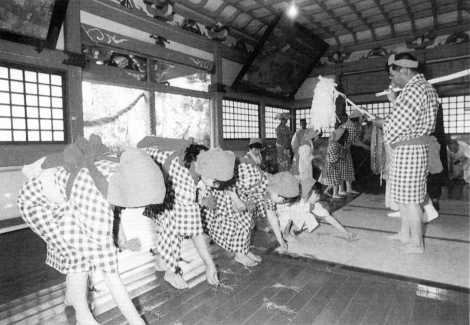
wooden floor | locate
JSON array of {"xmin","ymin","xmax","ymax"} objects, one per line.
[
  {"xmin": 93, "ymin": 250, "xmax": 469, "ymax": 325},
  {"xmin": 1, "ymin": 181, "xmax": 469, "ymax": 324}
]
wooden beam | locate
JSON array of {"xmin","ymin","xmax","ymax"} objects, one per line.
[
  {"xmin": 311, "ymin": 0, "xmax": 357, "ymax": 43},
  {"xmin": 430, "ymin": 0, "xmax": 438, "ymax": 30},
  {"xmin": 81, "ymin": 0, "xmax": 248, "ymax": 63},
  {"xmin": 457, "ymin": 0, "xmax": 463, "ymax": 25},
  {"xmin": 343, "ymin": 0, "xmax": 376, "ymax": 40},
  {"xmin": 401, "ymin": 0, "xmax": 417, "ymax": 34},
  {"xmin": 371, "ymin": 0, "xmax": 395, "ymax": 36},
  {"xmin": 326, "ymin": 21, "xmax": 470, "ymax": 54}
]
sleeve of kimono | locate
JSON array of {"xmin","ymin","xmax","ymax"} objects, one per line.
[
  {"xmin": 143, "ymin": 147, "xmax": 171, "ymax": 164},
  {"xmin": 237, "ymin": 163, "xmax": 260, "ymax": 191},
  {"xmin": 384, "ymin": 83, "xmax": 425, "ymax": 143}
]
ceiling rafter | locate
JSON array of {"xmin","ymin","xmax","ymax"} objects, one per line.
[
  {"xmin": 174, "ymin": 1, "xmax": 258, "ymax": 44},
  {"xmin": 401, "ymin": 0, "xmax": 417, "ymax": 34},
  {"xmin": 342, "ymin": 0, "xmax": 376, "ymax": 40},
  {"xmin": 371, "ymin": 0, "xmax": 396, "ymax": 36},
  {"xmin": 457, "ymin": 0, "xmax": 463, "ymax": 25},
  {"xmin": 429, "ymin": 0, "xmax": 438, "ymax": 30},
  {"xmin": 311, "ymin": 0, "xmax": 358, "ymax": 43}
]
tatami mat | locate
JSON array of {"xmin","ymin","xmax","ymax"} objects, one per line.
[
  {"xmin": 349, "ymin": 193, "xmax": 469, "ymax": 217},
  {"xmin": 278, "ymin": 193, "xmax": 470, "ymax": 289},
  {"xmin": 280, "ymin": 226, "xmax": 470, "ymax": 288},
  {"xmin": 332, "ymin": 205, "xmax": 469, "ymax": 243}
]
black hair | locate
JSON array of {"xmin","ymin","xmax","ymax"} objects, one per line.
[
  {"xmin": 338, "ymin": 128, "xmax": 349, "ymax": 146},
  {"xmin": 249, "ymin": 142, "xmax": 263, "ymax": 149},
  {"xmin": 387, "ymin": 52, "xmax": 421, "ymax": 73},
  {"xmin": 112, "ymin": 206, "xmax": 125, "ymax": 249},
  {"xmin": 183, "ymin": 144, "xmax": 208, "ymax": 169}
]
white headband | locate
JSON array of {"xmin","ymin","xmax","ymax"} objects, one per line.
[{"xmin": 387, "ymin": 54, "xmax": 418, "ymax": 68}]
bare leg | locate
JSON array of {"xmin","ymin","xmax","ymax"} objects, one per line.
[
  {"xmin": 192, "ymin": 234, "xmax": 219, "ymax": 286},
  {"xmin": 332, "ymin": 185, "xmax": 342, "ymax": 199},
  {"xmin": 65, "ymin": 272, "xmax": 99, "ymax": 325},
  {"xmin": 103, "ymin": 273, "xmax": 145, "ymax": 325},
  {"xmin": 322, "ymin": 214, "xmax": 355, "ymax": 240},
  {"xmin": 387, "ymin": 204, "xmax": 411, "ymax": 243},
  {"xmin": 266, "ymin": 209, "xmax": 287, "ymax": 250},
  {"xmin": 402, "ymin": 203, "xmax": 424, "ymax": 253}
]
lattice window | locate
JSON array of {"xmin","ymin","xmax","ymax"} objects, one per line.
[
  {"xmin": 441, "ymin": 95, "xmax": 470, "ymax": 134},
  {"xmin": 265, "ymin": 105, "xmax": 290, "ymax": 139},
  {"xmin": 0, "ymin": 64, "xmax": 65, "ymax": 142},
  {"xmin": 222, "ymin": 99, "xmax": 259, "ymax": 139}
]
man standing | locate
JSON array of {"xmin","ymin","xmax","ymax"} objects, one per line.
[
  {"xmin": 291, "ymin": 118, "xmax": 308, "ymax": 155},
  {"xmin": 383, "ymin": 53, "xmax": 438, "ymax": 253}
]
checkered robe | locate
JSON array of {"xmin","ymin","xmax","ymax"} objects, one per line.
[
  {"xmin": 384, "ymin": 74, "xmax": 438, "ymax": 203},
  {"xmin": 144, "ymin": 147, "xmax": 203, "ymax": 274},
  {"xmin": 236, "ymin": 161, "xmax": 269, "ymax": 220},
  {"xmin": 322, "ymin": 141, "xmax": 344, "ymax": 186},
  {"xmin": 200, "ymin": 186, "xmax": 254, "ymax": 254},
  {"xmin": 340, "ymin": 119, "xmax": 362, "ymax": 182},
  {"xmin": 17, "ymin": 160, "xmax": 118, "ymax": 274}
]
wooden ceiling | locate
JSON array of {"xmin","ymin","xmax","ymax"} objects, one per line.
[{"xmin": 174, "ymin": 0, "xmax": 470, "ymax": 53}]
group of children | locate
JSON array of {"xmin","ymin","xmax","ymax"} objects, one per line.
[{"xmin": 17, "ymin": 132, "xmax": 356, "ymax": 324}]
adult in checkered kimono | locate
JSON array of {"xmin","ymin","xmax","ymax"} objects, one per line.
[
  {"xmin": 199, "ymin": 182, "xmax": 260, "ymax": 267},
  {"xmin": 321, "ymin": 128, "xmax": 349, "ymax": 198},
  {"xmin": 382, "ymin": 53, "xmax": 438, "ymax": 253},
  {"xmin": 339, "ymin": 110, "xmax": 369, "ymax": 194},
  {"xmin": 17, "ymin": 136, "xmax": 164, "ymax": 325},
  {"xmin": 143, "ymin": 144, "xmax": 235, "ymax": 289}
]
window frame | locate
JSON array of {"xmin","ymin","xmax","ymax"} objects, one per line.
[
  {"xmin": 222, "ymin": 97, "xmax": 260, "ymax": 140},
  {"xmin": 0, "ymin": 60, "xmax": 68, "ymax": 145}
]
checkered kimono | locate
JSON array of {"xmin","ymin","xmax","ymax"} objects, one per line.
[
  {"xmin": 144, "ymin": 147, "xmax": 203, "ymax": 274},
  {"xmin": 236, "ymin": 160, "xmax": 269, "ymax": 220},
  {"xmin": 17, "ymin": 160, "xmax": 118, "ymax": 274},
  {"xmin": 322, "ymin": 141, "xmax": 345, "ymax": 186},
  {"xmin": 200, "ymin": 185, "xmax": 254, "ymax": 254},
  {"xmin": 384, "ymin": 74, "xmax": 438, "ymax": 203},
  {"xmin": 340, "ymin": 119, "xmax": 362, "ymax": 182}
]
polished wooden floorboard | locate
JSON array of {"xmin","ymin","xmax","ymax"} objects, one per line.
[
  {"xmin": 92, "ymin": 252, "xmax": 469, "ymax": 325},
  {"xmin": 1, "ymin": 183, "xmax": 468, "ymax": 324}
]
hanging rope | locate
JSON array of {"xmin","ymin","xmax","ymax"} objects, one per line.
[{"xmin": 84, "ymin": 93, "xmax": 146, "ymax": 127}]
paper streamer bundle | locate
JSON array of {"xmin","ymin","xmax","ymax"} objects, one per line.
[{"xmin": 310, "ymin": 76, "xmax": 338, "ymax": 130}]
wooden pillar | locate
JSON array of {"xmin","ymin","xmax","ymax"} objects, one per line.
[
  {"xmin": 210, "ymin": 45, "xmax": 224, "ymax": 148},
  {"xmin": 64, "ymin": 0, "xmax": 83, "ymax": 141},
  {"xmin": 259, "ymin": 101, "xmax": 266, "ymax": 139}
]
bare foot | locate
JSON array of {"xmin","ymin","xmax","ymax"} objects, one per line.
[
  {"xmin": 338, "ymin": 191, "xmax": 347, "ymax": 196},
  {"xmin": 346, "ymin": 190, "xmax": 360, "ymax": 194},
  {"xmin": 387, "ymin": 233, "xmax": 409, "ymax": 243},
  {"xmin": 402, "ymin": 244, "xmax": 424, "ymax": 254},
  {"xmin": 235, "ymin": 253, "xmax": 258, "ymax": 267},
  {"xmin": 247, "ymin": 251, "xmax": 262, "ymax": 263},
  {"xmin": 164, "ymin": 271, "xmax": 188, "ymax": 289}
]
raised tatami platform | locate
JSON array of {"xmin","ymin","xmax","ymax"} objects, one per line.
[{"xmin": 278, "ymin": 193, "xmax": 470, "ymax": 289}]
